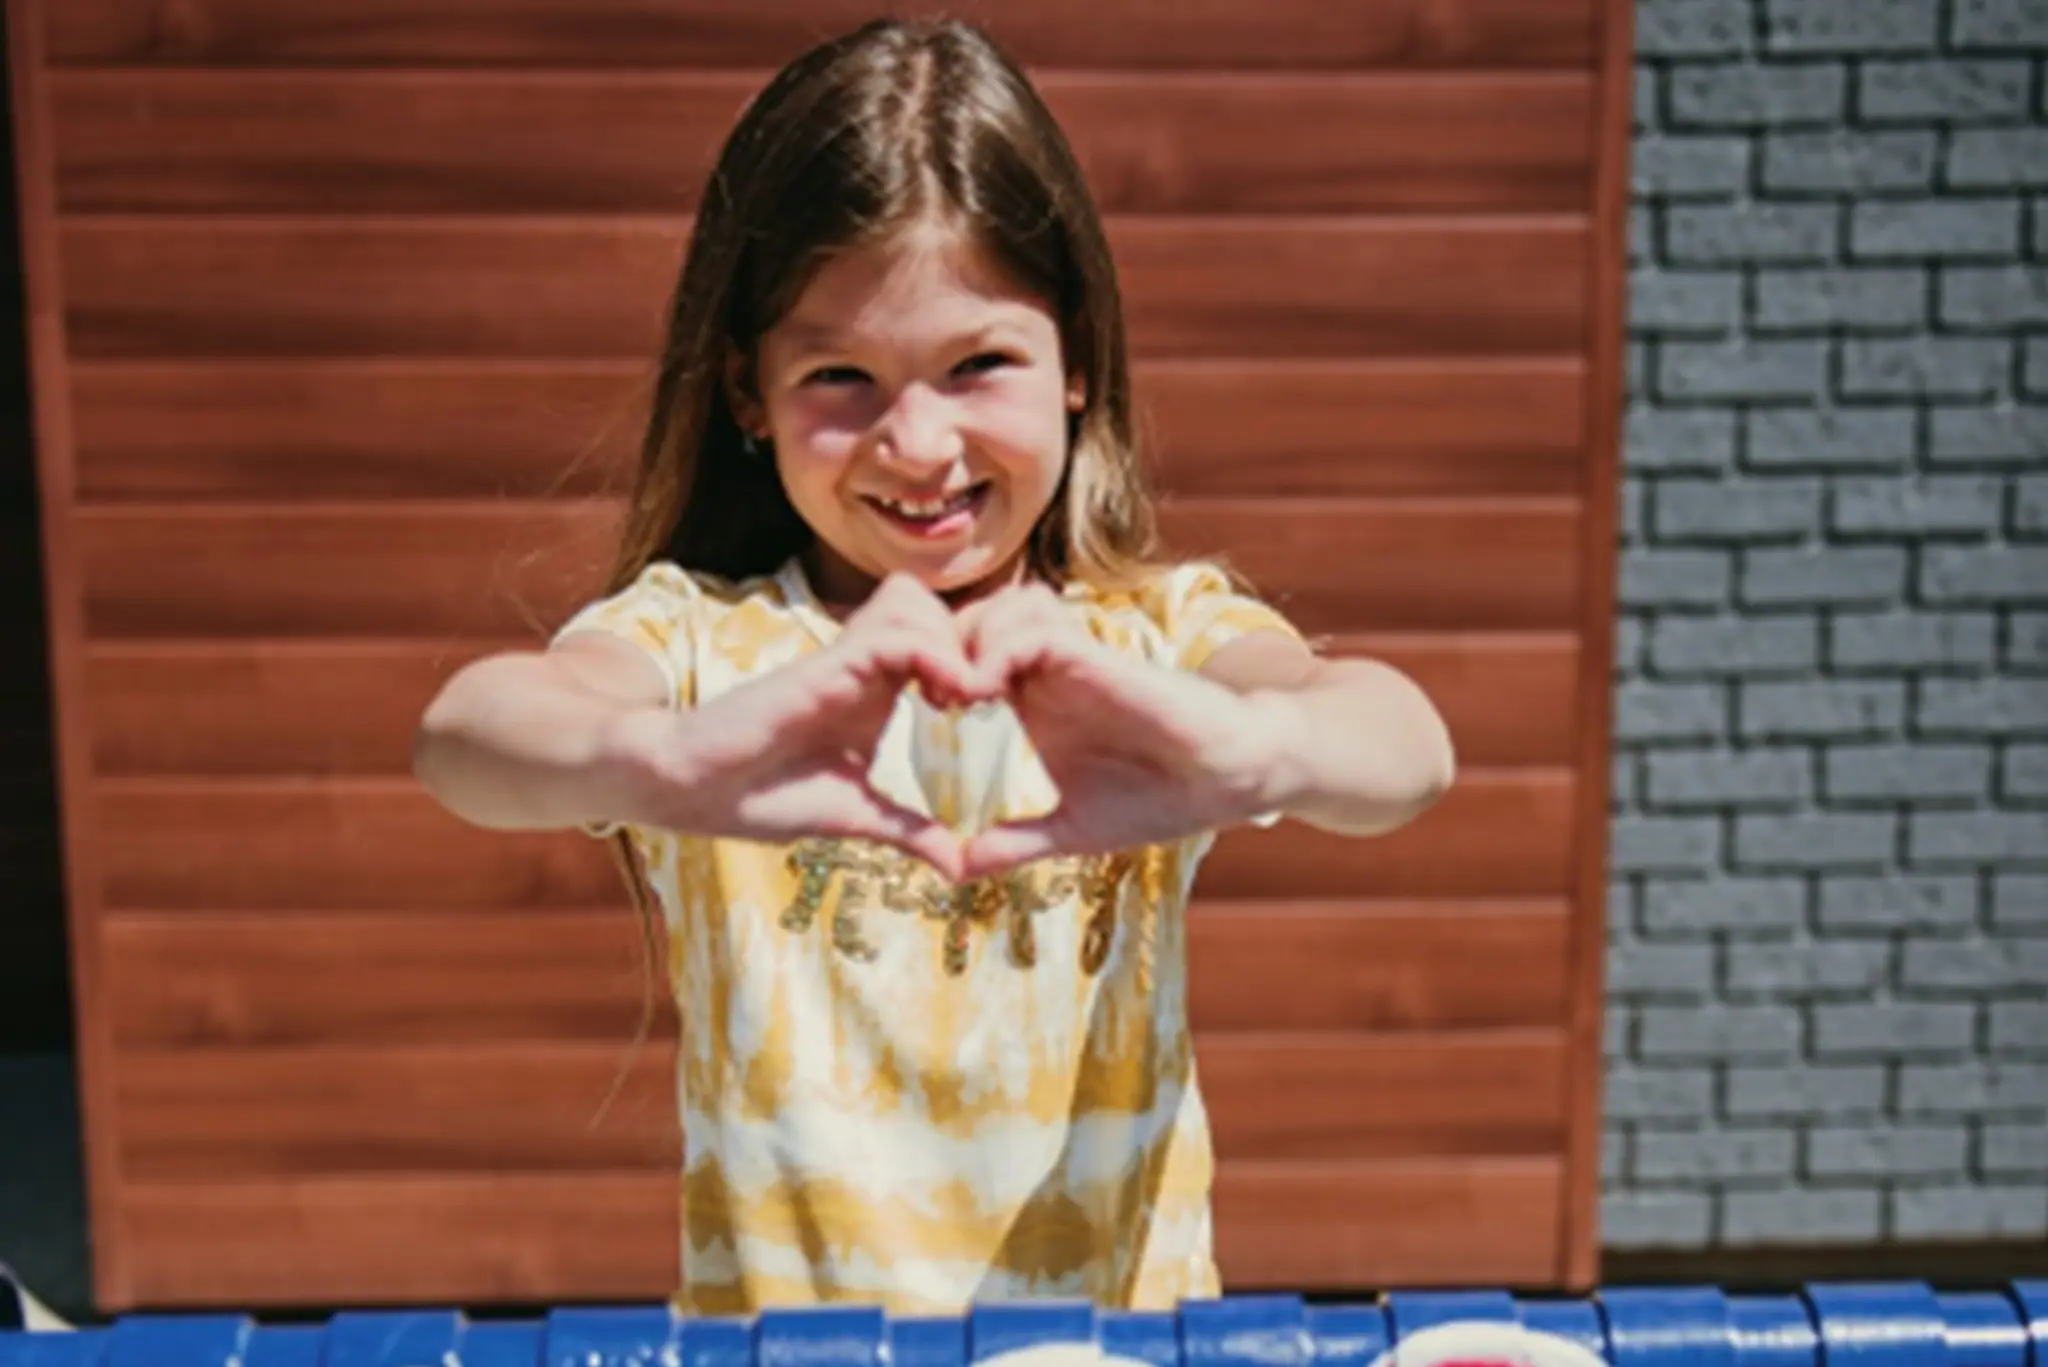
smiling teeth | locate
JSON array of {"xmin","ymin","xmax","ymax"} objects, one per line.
[{"xmin": 879, "ymin": 489, "xmax": 976, "ymax": 517}]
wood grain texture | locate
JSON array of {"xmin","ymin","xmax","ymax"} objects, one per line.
[
  {"xmin": 73, "ymin": 500, "xmax": 1584, "ymax": 639},
  {"xmin": 48, "ymin": 71, "xmax": 1596, "ymax": 215},
  {"xmin": 102, "ymin": 901, "xmax": 1574, "ymax": 1047},
  {"xmin": 59, "ymin": 218, "xmax": 1590, "ymax": 361},
  {"xmin": 84, "ymin": 632, "xmax": 1577, "ymax": 776},
  {"xmin": 114, "ymin": 1032, "xmax": 1567, "ymax": 1176},
  {"xmin": 70, "ymin": 359, "xmax": 1588, "ymax": 502},
  {"xmin": 93, "ymin": 772, "xmax": 1574, "ymax": 911},
  {"xmin": 117, "ymin": 1161, "xmax": 1565, "ymax": 1306},
  {"xmin": 47, "ymin": 0, "xmax": 1601, "ymax": 71}
]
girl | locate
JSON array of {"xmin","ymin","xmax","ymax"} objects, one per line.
[{"xmin": 414, "ymin": 17, "xmax": 1454, "ymax": 1317}]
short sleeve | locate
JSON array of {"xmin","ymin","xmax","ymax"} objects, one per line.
[
  {"xmin": 1156, "ymin": 561, "xmax": 1303, "ymax": 673},
  {"xmin": 550, "ymin": 561, "xmax": 703, "ymax": 709}
]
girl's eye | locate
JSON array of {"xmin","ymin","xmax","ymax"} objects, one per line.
[
  {"xmin": 953, "ymin": 352, "xmax": 1013, "ymax": 378},
  {"xmin": 804, "ymin": 365, "xmax": 868, "ymax": 387}
]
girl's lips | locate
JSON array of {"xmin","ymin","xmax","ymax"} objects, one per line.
[{"xmin": 864, "ymin": 482, "xmax": 991, "ymax": 539}]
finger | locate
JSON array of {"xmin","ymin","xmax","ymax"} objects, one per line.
[
  {"xmin": 840, "ymin": 792, "xmax": 969, "ymax": 881},
  {"xmin": 958, "ymin": 816, "xmax": 1074, "ymax": 880}
]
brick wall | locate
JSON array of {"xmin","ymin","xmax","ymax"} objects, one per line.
[{"xmin": 1604, "ymin": 0, "xmax": 2048, "ymax": 1250}]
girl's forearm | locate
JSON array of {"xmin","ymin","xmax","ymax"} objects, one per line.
[
  {"xmin": 413, "ymin": 652, "xmax": 672, "ymax": 832},
  {"xmin": 1254, "ymin": 657, "xmax": 1457, "ymax": 836}
]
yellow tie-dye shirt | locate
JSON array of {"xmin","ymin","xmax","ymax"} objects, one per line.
[{"xmin": 554, "ymin": 556, "xmax": 1300, "ymax": 1316}]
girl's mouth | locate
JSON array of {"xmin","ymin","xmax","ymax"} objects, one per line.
[{"xmin": 864, "ymin": 482, "xmax": 991, "ymax": 538}]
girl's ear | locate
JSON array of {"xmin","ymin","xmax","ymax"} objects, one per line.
[
  {"xmin": 1065, "ymin": 368, "xmax": 1087, "ymax": 414},
  {"xmin": 724, "ymin": 345, "xmax": 768, "ymax": 438}
]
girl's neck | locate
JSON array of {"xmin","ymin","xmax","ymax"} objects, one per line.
[{"xmin": 798, "ymin": 544, "xmax": 1036, "ymax": 619}]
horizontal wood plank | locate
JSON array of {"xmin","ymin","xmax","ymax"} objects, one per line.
[
  {"xmin": 116, "ymin": 1162, "xmax": 1563, "ymax": 1306},
  {"xmin": 70, "ymin": 359, "xmax": 1588, "ymax": 502},
  {"xmin": 114, "ymin": 1032, "xmax": 1567, "ymax": 1177},
  {"xmin": 102, "ymin": 901, "xmax": 1573, "ymax": 1047},
  {"xmin": 59, "ymin": 219, "xmax": 1589, "ymax": 361},
  {"xmin": 49, "ymin": 71, "xmax": 1595, "ymax": 215},
  {"xmin": 47, "ymin": 0, "xmax": 1601, "ymax": 71},
  {"xmin": 93, "ymin": 772, "xmax": 1572, "ymax": 910},
  {"xmin": 74, "ymin": 500, "xmax": 1583, "ymax": 639},
  {"xmin": 84, "ymin": 632, "xmax": 1576, "ymax": 776}
]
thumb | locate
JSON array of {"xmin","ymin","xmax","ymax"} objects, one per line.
[
  {"xmin": 837, "ymin": 785, "xmax": 970, "ymax": 882},
  {"xmin": 959, "ymin": 817, "xmax": 1069, "ymax": 881}
]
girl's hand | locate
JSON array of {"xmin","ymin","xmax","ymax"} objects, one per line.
[
  {"xmin": 616, "ymin": 574, "xmax": 990, "ymax": 877},
  {"xmin": 954, "ymin": 584, "xmax": 1306, "ymax": 879}
]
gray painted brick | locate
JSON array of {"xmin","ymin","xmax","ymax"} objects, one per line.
[
  {"xmin": 1652, "ymin": 616, "xmax": 1821, "ymax": 676},
  {"xmin": 1851, "ymin": 200, "xmax": 2023, "ymax": 260},
  {"xmin": 1620, "ymin": 549, "xmax": 1733, "ymax": 608},
  {"xmin": 1602, "ymin": 1130, "xmax": 1628, "ymax": 1182},
  {"xmin": 1765, "ymin": 0, "xmax": 1941, "ymax": 52},
  {"xmin": 1747, "ymin": 408, "xmax": 1916, "ymax": 470},
  {"xmin": 1928, "ymin": 405, "xmax": 2048, "ymax": 465},
  {"xmin": 1901, "ymin": 937, "xmax": 2048, "ymax": 992},
  {"xmin": 1606, "ymin": 1065, "xmax": 1717, "ymax": 1122},
  {"xmin": 1740, "ymin": 546, "xmax": 1907, "ymax": 608},
  {"xmin": 1840, "ymin": 337, "xmax": 2011, "ymax": 401},
  {"xmin": 2012, "ymin": 613, "xmax": 2048, "ymax": 668},
  {"xmin": 1639, "ymin": 1003, "xmax": 1803, "ymax": 1060},
  {"xmin": 1627, "ymin": 407, "xmax": 1738, "ymax": 472},
  {"xmin": 1631, "ymin": 204, "xmax": 1654, "ymax": 264},
  {"xmin": 1830, "ymin": 476, "xmax": 2004, "ymax": 537},
  {"xmin": 1817, "ymin": 875, "xmax": 1979, "ymax": 932},
  {"xmin": 1654, "ymin": 336, "xmax": 1835, "ymax": 401},
  {"xmin": 1940, "ymin": 268, "xmax": 2048, "ymax": 329},
  {"xmin": 1741, "ymin": 680, "xmax": 1906, "ymax": 741},
  {"xmin": 1983, "ymin": 1123, "xmax": 2048, "ymax": 1176},
  {"xmin": 1947, "ymin": 128, "xmax": 2048, "ymax": 190},
  {"xmin": 1951, "ymin": 0, "xmax": 2048, "ymax": 44},
  {"xmin": 1891, "ymin": 1186, "xmax": 2048, "ymax": 1238},
  {"xmin": 1989, "ymin": 1001, "xmax": 2048, "ymax": 1053},
  {"xmin": 1858, "ymin": 59, "xmax": 2033, "ymax": 122},
  {"xmin": 1921, "ymin": 546, "xmax": 2048, "ymax": 604},
  {"xmin": 1667, "ymin": 204, "xmax": 1839, "ymax": 265},
  {"xmin": 1641, "ymin": 876, "xmax": 1806, "ymax": 936},
  {"xmin": 1910, "ymin": 811, "xmax": 2048, "ymax": 864},
  {"xmin": 1632, "ymin": 270, "xmax": 1745, "ymax": 335},
  {"xmin": 1615, "ymin": 681, "xmax": 1727, "ymax": 744},
  {"xmin": 1637, "ymin": 0, "xmax": 1755, "ymax": 56},
  {"xmin": 1990, "ymin": 875, "xmax": 2046, "ymax": 928},
  {"xmin": 1808, "ymin": 1123, "xmax": 1971, "ymax": 1178},
  {"xmin": 1611, "ymin": 816, "xmax": 1724, "ymax": 874},
  {"xmin": 1606, "ymin": 1009, "xmax": 1632, "ymax": 1060},
  {"xmin": 1671, "ymin": 63, "xmax": 1847, "ymax": 126},
  {"xmin": 1734, "ymin": 811, "xmax": 1897, "ymax": 869},
  {"xmin": 1829, "ymin": 611, "xmax": 1997, "ymax": 671},
  {"xmin": 1725, "ymin": 1064, "xmax": 1886, "ymax": 1119},
  {"xmin": 1898, "ymin": 1060, "xmax": 2048, "ymax": 1113},
  {"xmin": 1811, "ymin": 1001, "xmax": 1976, "ymax": 1057},
  {"xmin": 1722, "ymin": 1187, "xmax": 1883, "ymax": 1242},
  {"xmin": 1601, "ymin": 1191, "xmax": 1713, "ymax": 1248},
  {"xmin": 1636, "ymin": 1127, "xmax": 1799, "ymax": 1182},
  {"xmin": 1763, "ymin": 131, "xmax": 1937, "ymax": 192},
  {"xmin": 2017, "ymin": 475, "xmax": 2048, "ymax": 535},
  {"xmin": 2007, "ymin": 744, "xmax": 2048, "ymax": 800},
  {"xmin": 1918, "ymin": 678, "xmax": 2048, "ymax": 737},
  {"xmin": 1613, "ymin": 753, "xmax": 1640, "ymax": 810},
  {"xmin": 1824, "ymin": 743, "xmax": 1992, "ymax": 803},
  {"xmin": 1656, "ymin": 479, "xmax": 1821, "ymax": 542},
  {"xmin": 1609, "ymin": 941, "xmax": 1716, "ymax": 998},
  {"xmin": 1647, "ymin": 747, "xmax": 1812, "ymax": 808},
  {"xmin": 1752, "ymin": 268, "xmax": 1927, "ymax": 331},
  {"xmin": 2026, "ymin": 339, "xmax": 2048, "ymax": 397},
  {"xmin": 1724, "ymin": 939, "xmax": 1890, "ymax": 996},
  {"xmin": 1635, "ymin": 67, "xmax": 1660, "ymax": 131},
  {"xmin": 1614, "ymin": 618, "xmax": 1647, "ymax": 672},
  {"xmin": 1633, "ymin": 136, "xmax": 1753, "ymax": 198}
]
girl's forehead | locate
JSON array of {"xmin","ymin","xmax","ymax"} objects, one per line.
[{"xmin": 773, "ymin": 224, "xmax": 1053, "ymax": 347}]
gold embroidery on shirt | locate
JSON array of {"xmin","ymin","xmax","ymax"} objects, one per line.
[{"xmin": 781, "ymin": 839, "xmax": 1136, "ymax": 974}]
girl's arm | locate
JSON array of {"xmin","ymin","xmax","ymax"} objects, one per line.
[
  {"xmin": 1198, "ymin": 630, "xmax": 1456, "ymax": 838},
  {"xmin": 412, "ymin": 634, "xmax": 678, "ymax": 832}
]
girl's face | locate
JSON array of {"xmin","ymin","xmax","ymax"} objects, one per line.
[{"xmin": 740, "ymin": 220, "xmax": 1086, "ymax": 608}]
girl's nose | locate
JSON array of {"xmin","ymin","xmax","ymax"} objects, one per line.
[{"xmin": 873, "ymin": 388, "xmax": 963, "ymax": 472}]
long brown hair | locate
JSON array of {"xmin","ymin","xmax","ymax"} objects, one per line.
[
  {"xmin": 591, "ymin": 20, "xmax": 1168, "ymax": 1111},
  {"xmin": 604, "ymin": 16, "xmax": 1162, "ymax": 599}
]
